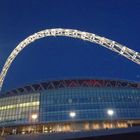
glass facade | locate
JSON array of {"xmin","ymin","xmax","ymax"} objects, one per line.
[
  {"xmin": 0, "ymin": 79, "xmax": 140, "ymax": 130},
  {"xmin": 0, "ymin": 93, "xmax": 40, "ymax": 126},
  {"xmin": 40, "ymin": 87, "xmax": 140, "ymax": 123}
]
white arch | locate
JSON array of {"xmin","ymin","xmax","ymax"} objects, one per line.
[{"xmin": 0, "ymin": 28, "xmax": 140, "ymax": 92}]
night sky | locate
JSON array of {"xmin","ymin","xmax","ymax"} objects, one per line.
[{"xmin": 0, "ymin": 0, "xmax": 140, "ymax": 92}]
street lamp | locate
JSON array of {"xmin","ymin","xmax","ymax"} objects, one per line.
[
  {"xmin": 107, "ymin": 109, "xmax": 114, "ymax": 128},
  {"xmin": 69, "ymin": 111, "xmax": 76, "ymax": 131},
  {"xmin": 31, "ymin": 113, "xmax": 38, "ymax": 133}
]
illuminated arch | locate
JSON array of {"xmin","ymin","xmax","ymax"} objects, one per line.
[{"xmin": 0, "ymin": 28, "xmax": 140, "ymax": 92}]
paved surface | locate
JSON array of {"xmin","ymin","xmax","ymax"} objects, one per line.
[{"xmin": 2, "ymin": 127, "xmax": 140, "ymax": 140}]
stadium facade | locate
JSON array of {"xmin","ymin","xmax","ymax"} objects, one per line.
[{"xmin": 0, "ymin": 79, "xmax": 140, "ymax": 137}]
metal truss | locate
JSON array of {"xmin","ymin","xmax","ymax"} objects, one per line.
[
  {"xmin": 1, "ymin": 79, "xmax": 140, "ymax": 97},
  {"xmin": 0, "ymin": 28, "xmax": 140, "ymax": 92}
]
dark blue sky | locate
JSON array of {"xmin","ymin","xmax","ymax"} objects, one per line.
[{"xmin": 0, "ymin": 0, "xmax": 140, "ymax": 92}]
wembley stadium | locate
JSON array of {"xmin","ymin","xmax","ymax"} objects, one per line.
[
  {"xmin": 0, "ymin": 28, "xmax": 140, "ymax": 140},
  {"xmin": 0, "ymin": 79, "xmax": 140, "ymax": 139}
]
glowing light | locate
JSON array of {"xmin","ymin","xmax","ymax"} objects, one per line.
[
  {"xmin": 31, "ymin": 114, "xmax": 38, "ymax": 120},
  {"xmin": 107, "ymin": 109, "xmax": 114, "ymax": 116},
  {"xmin": 69, "ymin": 111, "xmax": 76, "ymax": 118}
]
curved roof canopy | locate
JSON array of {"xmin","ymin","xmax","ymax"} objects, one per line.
[{"xmin": 1, "ymin": 79, "xmax": 140, "ymax": 98}]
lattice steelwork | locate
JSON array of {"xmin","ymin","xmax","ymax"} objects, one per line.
[
  {"xmin": 1, "ymin": 79, "xmax": 140, "ymax": 98},
  {"xmin": 0, "ymin": 28, "xmax": 140, "ymax": 92}
]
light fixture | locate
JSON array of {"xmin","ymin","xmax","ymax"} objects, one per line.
[
  {"xmin": 31, "ymin": 114, "xmax": 38, "ymax": 120},
  {"xmin": 107, "ymin": 109, "xmax": 114, "ymax": 116},
  {"xmin": 69, "ymin": 111, "xmax": 76, "ymax": 118}
]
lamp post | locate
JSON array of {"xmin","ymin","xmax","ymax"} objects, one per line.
[
  {"xmin": 31, "ymin": 113, "xmax": 38, "ymax": 133},
  {"xmin": 107, "ymin": 109, "xmax": 114, "ymax": 128},
  {"xmin": 69, "ymin": 111, "xmax": 76, "ymax": 132}
]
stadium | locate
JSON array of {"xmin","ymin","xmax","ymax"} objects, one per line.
[
  {"xmin": 0, "ymin": 79, "xmax": 140, "ymax": 138},
  {"xmin": 0, "ymin": 28, "xmax": 140, "ymax": 139}
]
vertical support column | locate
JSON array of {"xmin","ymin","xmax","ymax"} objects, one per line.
[
  {"xmin": 1, "ymin": 127, "xmax": 4, "ymax": 136},
  {"xmin": 42, "ymin": 125, "xmax": 44, "ymax": 133}
]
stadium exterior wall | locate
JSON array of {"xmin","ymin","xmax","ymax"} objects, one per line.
[{"xmin": 0, "ymin": 79, "xmax": 140, "ymax": 136}]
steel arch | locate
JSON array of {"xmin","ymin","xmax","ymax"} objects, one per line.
[{"xmin": 0, "ymin": 28, "xmax": 140, "ymax": 92}]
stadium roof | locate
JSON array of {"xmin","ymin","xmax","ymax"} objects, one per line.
[{"xmin": 0, "ymin": 79, "xmax": 139, "ymax": 98}]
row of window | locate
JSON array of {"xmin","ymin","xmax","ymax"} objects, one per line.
[
  {"xmin": 0, "ymin": 93, "xmax": 40, "ymax": 106},
  {"xmin": 0, "ymin": 106, "xmax": 39, "ymax": 117},
  {"xmin": 0, "ymin": 93, "xmax": 40, "ymax": 123},
  {"xmin": 42, "ymin": 102, "xmax": 140, "ymax": 112},
  {"xmin": 41, "ymin": 88, "xmax": 140, "ymax": 104},
  {"xmin": 40, "ymin": 109, "xmax": 140, "ymax": 122},
  {"xmin": 0, "ymin": 101, "xmax": 39, "ymax": 111}
]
